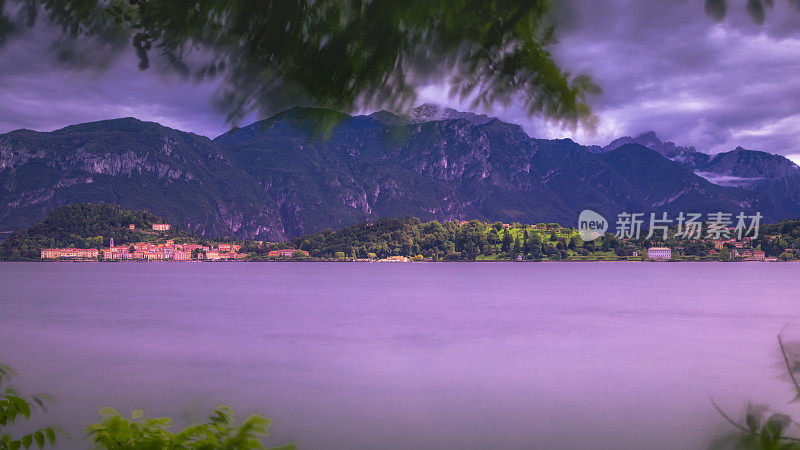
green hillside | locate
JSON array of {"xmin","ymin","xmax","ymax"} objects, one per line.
[{"xmin": 0, "ymin": 203, "xmax": 201, "ymax": 260}]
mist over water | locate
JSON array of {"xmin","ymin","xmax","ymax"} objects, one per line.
[{"xmin": 2, "ymin": 262, "xmax": 800, "ymax": 449}]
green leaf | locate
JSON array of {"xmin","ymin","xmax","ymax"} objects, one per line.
[
  {"xmin": 131, "ymin": 409, "xmax": 143, "ymax": 419},
  {"xmin": 745, "ymin": 413, "xmax": 760, "ymax": 433},
  {"xmin": 21, "ymin": 434, "xmax": 32, "ymax": 449},
  {"xmin": 761, "ymin": 413, "xmax": 791, "ymax": 445},
  {"xmin": 31, "ymin": 396, "xmax": 46, "ymax": 411},
  {"xmin": 9, "ymin": 396, "xmax": 30, "ymax": 419},
  {"xmin": 33, "ymin": 431, "xmax": 44, "ymax": 448},
  {"xmin": 44, "ymin": 428, "xmax": 56, "ymax": 445},
  {"xmin": 745, "ymin": 403, "xmax": 765, "ymax": 433},
  {"xmin": 5, "ymin": 403, "xmax": 17, "ymax": 422},
  {"xmin": 0, "ymin": 365, "xmax": 17, "ymax": 384}
]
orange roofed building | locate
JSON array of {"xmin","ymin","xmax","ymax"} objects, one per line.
[
  {"xmin": 268, "ymin": 249, "xmax": 308, "ymax": 258},
  {"xmin": 44, "ymin": 238, "xmax": 248, "ymax": 261},
  {"xmin": 41, "ymin": 248, "xmax": 99, "ymax": 259}
]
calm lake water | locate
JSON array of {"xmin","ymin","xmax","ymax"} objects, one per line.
[{"xmin": 2, "ymin": 262, "xmax": 800, "ymax": 449}]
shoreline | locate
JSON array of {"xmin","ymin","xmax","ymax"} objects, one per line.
[{"xmin": 0, "ymin": 259, "xmax": 785, "ymax": 263}]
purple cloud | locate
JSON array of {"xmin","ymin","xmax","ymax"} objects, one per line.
[{"xmin": 1, "ymin": 0, "xmax": 800, "ymax": 159}]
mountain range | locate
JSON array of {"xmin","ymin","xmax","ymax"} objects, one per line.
[{"xmin": 1, "ymin": 104, "xmax": 798, "ymax": 240}]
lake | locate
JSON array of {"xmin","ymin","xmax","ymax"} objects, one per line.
[{"xmin": 2, "ymin": 262, "xmax": 800, "ymax": 449}]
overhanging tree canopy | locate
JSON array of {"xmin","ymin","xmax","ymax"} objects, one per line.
[
  {"xmin": 0, "ymin": 0, "xmax": 792, "ymax": 129},
  {"xmin": 0, "ymin": 0, "xmax": 599, "ymax": 128}
]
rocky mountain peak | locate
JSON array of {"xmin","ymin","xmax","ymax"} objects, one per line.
[
  {"xmin": 3, "ymin": 108, "xmax": 800, "ymax": 241},
  {"xmin": 407, "ymin": 103, "xmax": 494, "ymax": 125},
  {"xmin": 633, "ymin": 131, "xmax": 662, "ymax": 147},
  {"xmin": 604, "ymin": 131, "xmax": 696, "ymax": 156},
  {"xmin": 368, "ymin": 104, "xmax": 495, "ymax": 126}
]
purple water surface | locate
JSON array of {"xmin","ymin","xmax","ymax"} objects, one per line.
[{"xmin": 2, "ymin": 261, "xmax": 800, "ymax": 449}]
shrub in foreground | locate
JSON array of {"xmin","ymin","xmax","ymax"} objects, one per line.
[
  {"xmin": 85, "ymin": 405, "xmax": 296, "ymax": 450},
  {"xmin": 0, "ymin": 364, "xmax": 61, "ymax": 450}
]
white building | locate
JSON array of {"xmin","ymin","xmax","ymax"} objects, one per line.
[{"xmin": 647, "ymin": 247, "xmax": 671, "ymax": 261}]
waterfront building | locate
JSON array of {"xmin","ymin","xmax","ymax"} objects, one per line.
[
  {"xmin": 40, "ymin": 248, "xmax": 61, "ymax": 259},
  {"xmin": 740, "ymin": 250, "xmax": 766, "ymax": 261},
  {"xmin": 145, "ymin": 251, "xmax": 163, "ymax": 260},
  {"xmin": 268, "ymin": 249, "xmax": 307, "ymax": 257},
  {"xmin": 40, "ymin": 248, "xmax": 99, "ymax": 259},
  {"xmin": 100, "ymin": 246, "xmax": 127, "ymax": 260},
  {"xmin": 173, "ymin": 250, "xmax": 192, "ymax": 261},
  {"xmin": 647, "ymin": 247, "xmax": 671, "ymax": 261}
]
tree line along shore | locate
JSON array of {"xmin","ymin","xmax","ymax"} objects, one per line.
[{"xmin": 2, "ymin": 203, "xmax": 800, "ymax": 262}]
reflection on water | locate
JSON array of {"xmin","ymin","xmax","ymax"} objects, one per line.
[{"xmin": 2, "ymin": 262, "xmax": 800, "ymax": 449}]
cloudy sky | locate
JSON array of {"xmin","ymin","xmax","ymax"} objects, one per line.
[{"xmin": 2, "ymin": 0, "xmax": 800, "ymax": 162}]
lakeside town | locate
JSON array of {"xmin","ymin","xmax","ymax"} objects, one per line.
[
  {"xmin": 39, "ymin": 223, "xmax": 312, "ymax": 261},
  {"xmin": 5, "ymin": 204, "xmax": 796, "ymax": 263},
  {"xmin": 33, "ymin": 218, "xmax": 776, "ymax": 263}
]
